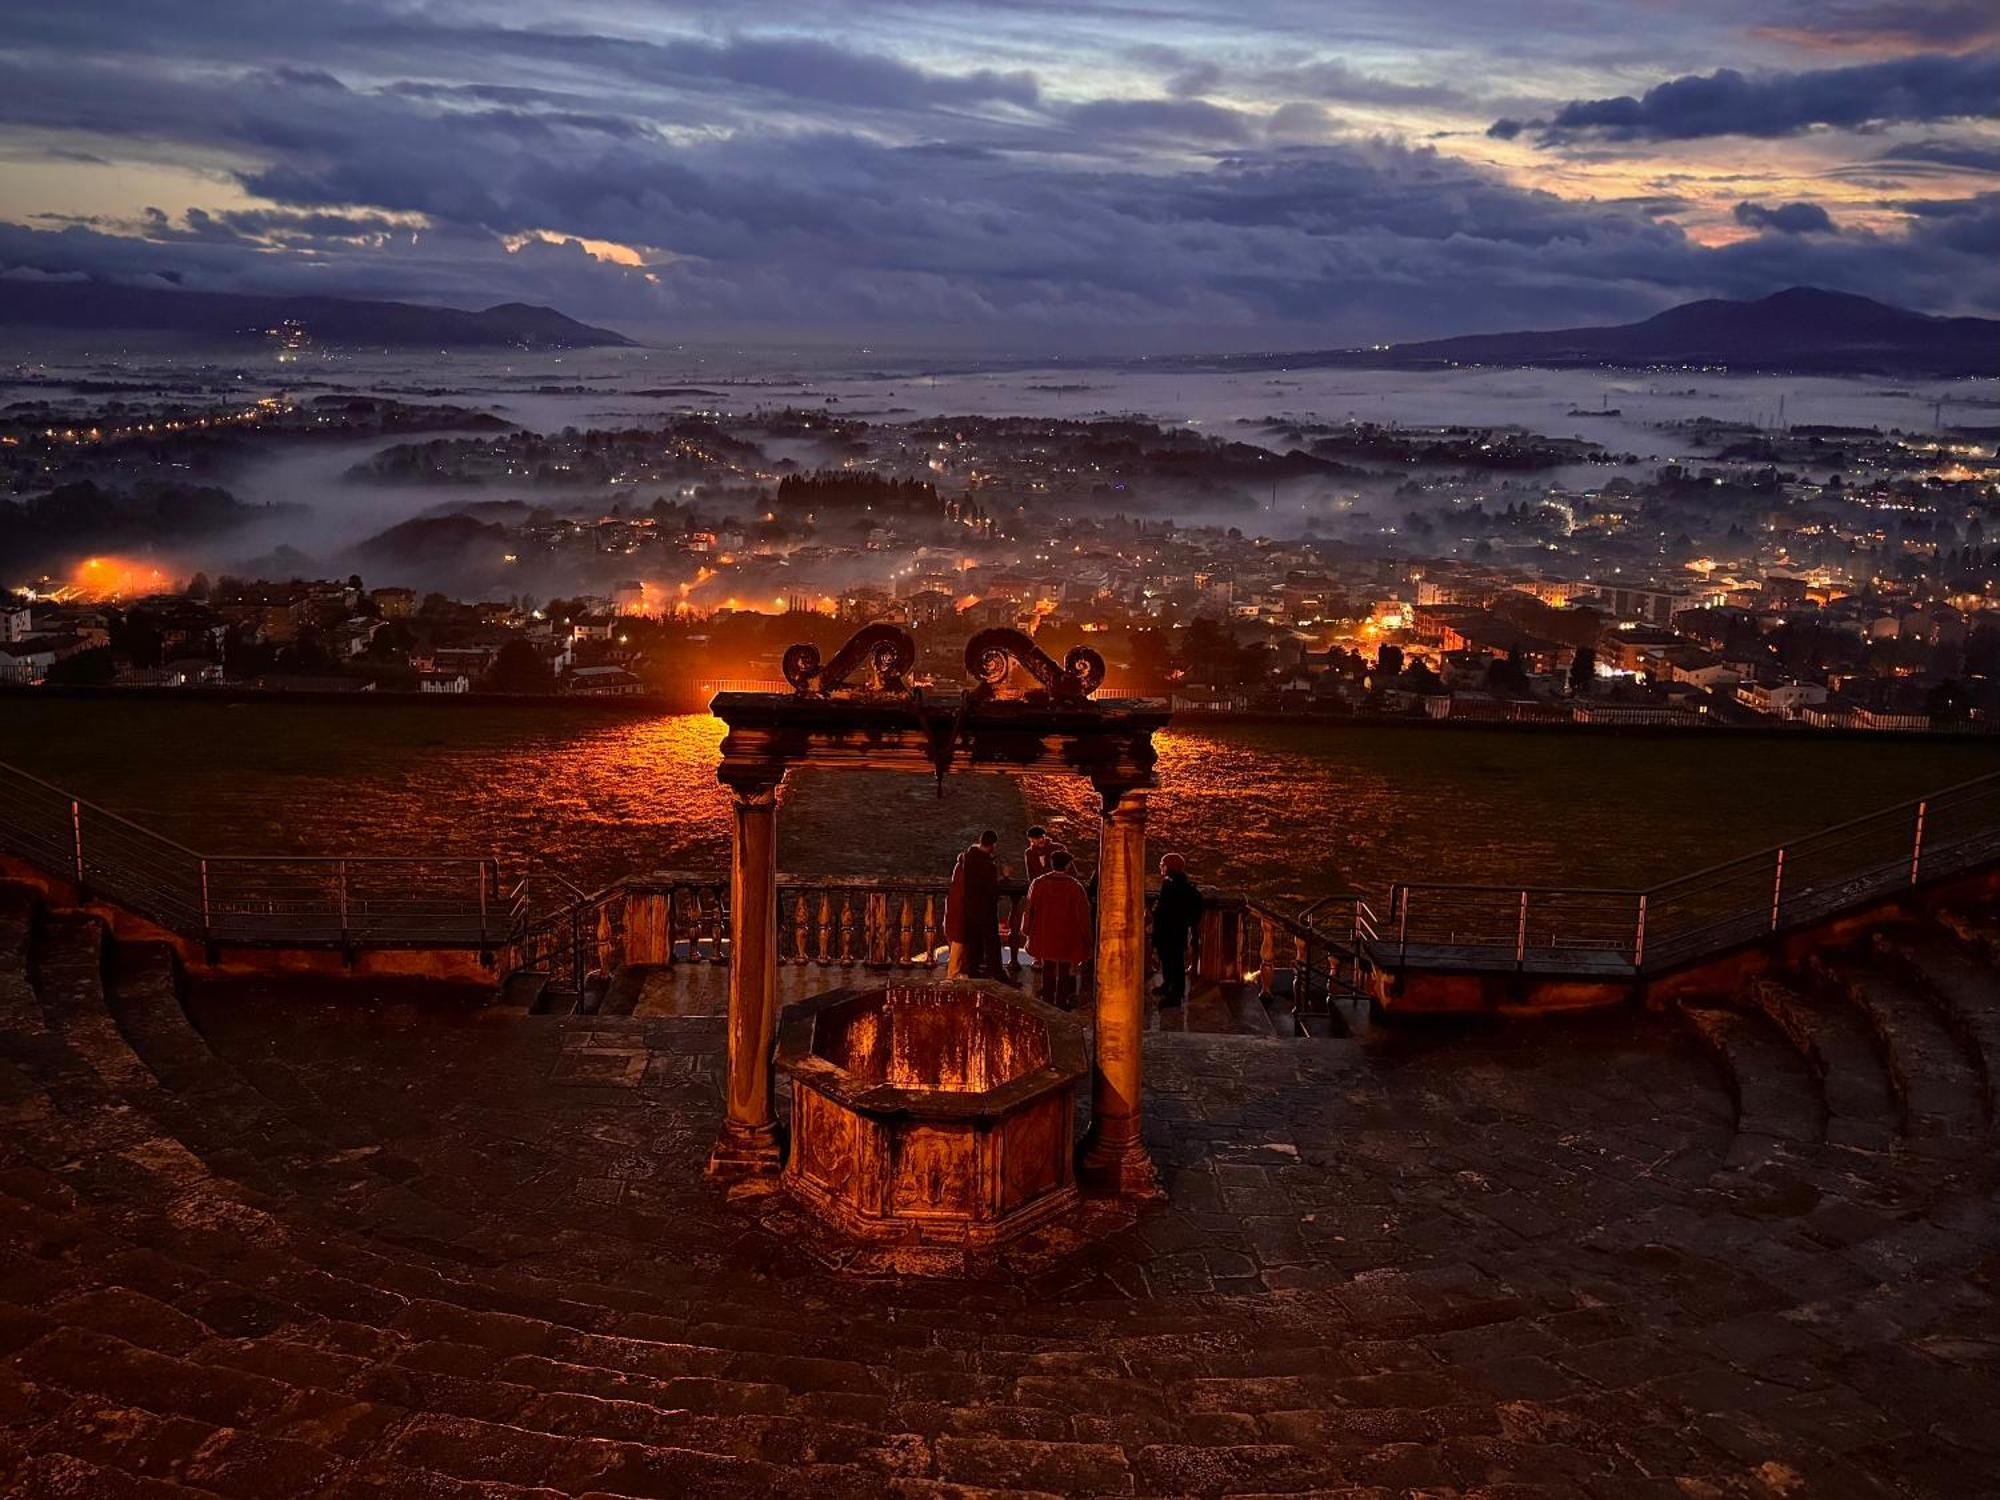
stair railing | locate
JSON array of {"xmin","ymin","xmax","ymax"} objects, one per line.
[
  {"xmin": 0, "ymin": 759, "xmax": 499, "ymax": 959},
  {"xmin": 1380, "ymin": 769, "xmax": 2000, "ymax": 978}
]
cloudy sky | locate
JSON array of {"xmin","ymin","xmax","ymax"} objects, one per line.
[{"xmin": 0, "ymin": 0, "xmax": 1994, "ymax": 349}]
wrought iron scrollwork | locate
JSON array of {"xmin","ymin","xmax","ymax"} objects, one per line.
[
  {"xmin": 783, "ymin": 622, "xmax": 918, "ymax": 697},
  {"xmin": 964, "ymin": 627, "xmax": 1105, "ymax": 704}
]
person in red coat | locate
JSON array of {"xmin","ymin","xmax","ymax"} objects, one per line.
[
  {"xmin": 1021, "ymin": 849, "xmax": 1092, "ymax": 1008},
  {"xmin": 945, "ymin": 830, "xmax": 1003, "ymax": 978}
]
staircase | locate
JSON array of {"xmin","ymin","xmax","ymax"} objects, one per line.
[
  {"xmin": 1673, "ymin": 902, "xmax": 2000, "ymax": 1170},
  {"xmin": 8, "ymin": 875, "xmax": 2000, "ymax": 1495}
]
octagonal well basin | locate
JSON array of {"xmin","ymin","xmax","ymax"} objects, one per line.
[{"xmin": 774, "ymin": 981, "xmax": 1087, "ymax": 1246}]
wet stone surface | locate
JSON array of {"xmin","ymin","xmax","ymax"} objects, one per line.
[{"xmin": 3, "ymin": 916, "xmax": 1998, "ymax": 1497}]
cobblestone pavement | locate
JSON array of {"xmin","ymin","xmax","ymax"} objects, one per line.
[{"xmin": 3, "ymin": 879, "xmax": 1998, "ymax": 1497}]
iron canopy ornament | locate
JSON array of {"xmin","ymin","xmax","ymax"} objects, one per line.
[
  {"xmin": 964, "ymin": 627, "xmax": 1105, "ymax": 705},
  {"xmin": 783, "ymin": 622, "xmax": 918, "ymax": 698}
]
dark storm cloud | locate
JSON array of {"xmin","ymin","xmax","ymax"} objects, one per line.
[
  {"xmin": 1733, "ymin": 200, "xmax": 1838, "ymax": 233},
  {"xmin": 1062, "ymin": 98, "xmax": 1257, "ymax": 145},
  {"xmin": 1750, "ymin": 0, "xmax": 2000, "ymax": 54},
  {"xmin": 1524, "ymin": 51, "xmax": 2000, "ymax": 142},
  {"xmin": 9, "ymin": 110, "xmax": 1997, "ymax": 341},
  {"xmin": 2, "ymin": 2, "xmax": 1996, "ymax": 341},
  {"xmin": 1876, "ymin": 138, "xmax": 2000, "ymax": 174}
]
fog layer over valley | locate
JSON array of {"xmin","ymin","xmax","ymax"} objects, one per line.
[{"xmin": 1, "ymin": 339, "xmax": 1989, "ymax": 603}]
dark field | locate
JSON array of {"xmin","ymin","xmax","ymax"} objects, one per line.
[{"xmin": 3, "ymin": 697, "xmax": 1990, "ymax": 905}]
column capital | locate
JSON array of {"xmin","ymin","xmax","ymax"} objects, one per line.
[
  {"xmin": 1095, "ymin": 782, "xmax": 1150, "ymax": 817},
  {"xmin": 720, "ymin": 774, "xmax": 783, "ymax": 808}
]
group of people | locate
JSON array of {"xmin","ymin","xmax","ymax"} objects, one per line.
[{"xmin": 944, "ymin": 825, "xmax": 1204, "ymax": 1010}]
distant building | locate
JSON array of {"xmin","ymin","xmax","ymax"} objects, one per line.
[
  {"xmin": 1577, "ymin": 581, "xmax": 1693, "ymax": 628},
  {"xmin": 563, "ymin": 665, "xmax": 644, "ymax": 696},
  {"xmin": 0, "ymin": 644, "xmax": 56, "ymax": 684},
  {"xmin": 1802, "ymin": 700, "xmax": 1929, "ymax": 732},
  {"xmin": 1737, "ymin": 679, "xmax": 1828, "ymax": 719}
]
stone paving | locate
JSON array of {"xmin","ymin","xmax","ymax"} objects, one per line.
[{"xmin": 3, "ymin": 878, "xmax": 1999, "ymax": 1497}]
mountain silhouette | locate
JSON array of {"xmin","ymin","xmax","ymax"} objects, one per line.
[
  {"xmin": 1210, "ymin": 288, "xmax": 1997, "ymax": 377},
  {"xmin": 0, "ymin": 280, "xmax": 633, "ymax": 349}
]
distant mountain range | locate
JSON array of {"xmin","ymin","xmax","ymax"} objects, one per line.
[
  {"xmin": 0, "ymin": 281, "xmax": 633, "ymax": 349},
  {"xmin": 1197, "ymin": 289, "xmax": 1999, "ymax": 378}
]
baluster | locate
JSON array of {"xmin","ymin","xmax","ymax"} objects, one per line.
[
  {"xmin": 838, "ymin": 894, "xmax": 856, "ymax": 965},
  {"xmin": 817, "ymin": 890, "xmax": 834, "ymax": 964},
  {"xmin": 898, "ymin": 895, "xmax": 915, "ymax": 965},
  {"xmin": 662, "ymin": 886, "xmax": 676, "ymax": 969},
  {"xmin": 596, "ymin": 900, "xmax": 616, "ymax": 977},
  {"xmin": 1291, "ymin": 933, "xmax": 1309, "ymax": 1007},
  {"xmin": 1258, "ymin": 915, "xmax": 1277, "ymax": 1000},
  {"xmin": 867, "ymin": 892, "xmax": 888, "ymax": 967},
  {"xmin": 923, "ymin": 894, "xmax": 939, "ymax": 967},
  {"xmin": 788, "ymin": 893, "xmax": 805, "ymax": 965}
]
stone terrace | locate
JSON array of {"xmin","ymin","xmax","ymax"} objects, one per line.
[{"xmin": 3, "ymin": 878, "xmax": 1999, "ymax": 1498}]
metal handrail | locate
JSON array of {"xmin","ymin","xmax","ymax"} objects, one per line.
[
  {"xmin": 1381, "ymin": 770, "xmax": 2000, "ymax": 977},
  {"xmin": 0, "ymin": 757, "xmax": 501, "ymax": 957}
]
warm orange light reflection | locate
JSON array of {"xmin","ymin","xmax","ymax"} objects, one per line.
[{"xmin": 65, "ymin": 556, "xmax": 175, "ymax": 601}]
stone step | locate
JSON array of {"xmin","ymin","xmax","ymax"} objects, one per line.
[
  {"xmin": 0, "ymin": 1196, "xmax": 951, "ymax": 1488},
  {"xmin": 99, "ymin": 945, "xmax": 408, "ymax": 1209},
  {"xmin": 1937, "ymin": 905, "xmax": 2000, "ymax": 966},
  {"xmin": 1739, "ymin": 978, "xmax": 1901, "ymax": 1153},
  {"xmin": 10, "ymin": 1314, "xmax": 891, "ymax": 1497},
  {"xmin": 1875, "ymin": 928, "xmax": 2000, "ymax": 1127},
  {"xmin": 1810, "ymin": 951, "xmax": 1986, "ymax": 1155},
  {"xmin": 597, "ymin": 968, "xmax": 648, "ymax": 1018},
  {"xmin": 1675, "ymin": 1001, "xmax": 1824, "ymax": 1147},
  {"xmin": 1, "ymin": 1450, "xmax": 232, "ymax": 1499},
  {"xmin": 494, "ymin": 970, "xmax": 550, "ymax": 1015},
  {"xmin": 3, "ymin": 1228, "xmax": 1256, "ymax": 1497}
]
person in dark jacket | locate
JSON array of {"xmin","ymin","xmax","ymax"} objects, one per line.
[
  {"xmin": 1150, "ymin": 852, "xmax": 1202, "ymax": 1008},
  {"xmin": 945, "ymin": 830, "xmax": 1003, "ymax": 977},
  {"xmin": 1024, "ymin": 825, "xmax": 1064, "ymax": 883}
]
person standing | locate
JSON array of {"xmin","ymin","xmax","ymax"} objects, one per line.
[
  {"xmin": 1150, "ymin": 852, "xmax": 1203, "ymax": 1009},
  {"xmin": 945, "ymin": 830, "xmax": 1003, "ymax": 978},
  {"xmin": 1021, "ymin": 849, "xmax": 1092, "ymax": 1008},
  {"xmin": 1024, "ymin": 825, "xmax": 1064, "ymax": 882}
]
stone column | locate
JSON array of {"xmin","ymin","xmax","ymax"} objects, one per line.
[
  {"xmin": 707, "ymin": 782, "xmax": 784, "ymax": 1183},
  {"xmin": 1079, "ymin": 786, "xmax": 1162, "ymax": 1198}
]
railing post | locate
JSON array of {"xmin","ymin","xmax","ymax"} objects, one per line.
[
  {"xmin": 1515, "ymin": 889, "xmax": 1529, "ymax": 968},
  {"xmin": 1909, "ymin": 801, "xmax": 1926, "ymax": 886},
  {"xmin": 199, "ymin": 858, "xmax": 213, "ymax": 948},
  {"xmin": 70, "ymin": 798, "xmax": 84, "ymax": 890},
  {"xmin": 1632, "ymin": 893, "xmax": 1647, "ymax": 968},
  {"xmin": 337, "ymin": 859, "xmax": 351, "ymax": 959},
  {"xmin": 1770, "ymin": 848, "xmax": 1785, "ymax": 933}
]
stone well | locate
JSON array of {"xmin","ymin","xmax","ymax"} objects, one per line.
[{"xmin": 773, "ymin": 980, "xmax": 1087, "ymax": 1246}]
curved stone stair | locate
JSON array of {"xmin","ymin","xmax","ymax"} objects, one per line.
[
  {"xmin": 1874, "ymin": 927, "xmax": 2000, "ymax": 1131},
  {"xmin": 1674, "ymin": 1001, "xmax": 1824, "ymax": 1151},
  {"xmin": 9, "ymin": 876, "xmax": 2000, "ymax": 1496},
  {"xmin": 1937, "ymin": 905, "xmax": 2000, "ymax": 966},
  {"xmin": 1807, "ymin": 949, "xmax": 1987, "ymax": 1159},
  {"xmin": 0, "ymin": 889, "xmax": 943, "ymax": 1494},
  {"xmin": 1739, "ymin": 977, "xmax": 1903, "ymax": 1154}
]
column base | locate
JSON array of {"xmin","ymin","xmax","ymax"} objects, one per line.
[
  {"xmin": 706, "ymin": 1119, "xmax": 784, "ymax": 1185},
  {"xmin": 1077, "ymin": 1125, "xmax": 1164, "ymax": 1201}
]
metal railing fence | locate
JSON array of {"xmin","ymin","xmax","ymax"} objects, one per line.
[{"xmin": 0, "ymin": 759, "xmax": 499, "ymax": 955}]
